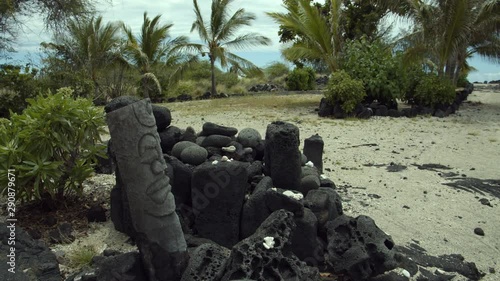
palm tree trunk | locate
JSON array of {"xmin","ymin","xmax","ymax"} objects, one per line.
[{"xmin": 210, "ymin": 55, "xmax": 217, "ymax": 96}]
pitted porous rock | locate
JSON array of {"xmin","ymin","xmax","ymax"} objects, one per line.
[
  {"xmin": 221, "ymin": 210, "xmax": 320, "ymax": 281},
  {"xmin": 181, "ymin": 243, "xmax": 230, "ymax": 281},
  {"xmin": 325, "ymin": 215, "xmax": 398, "ymax": 280}
]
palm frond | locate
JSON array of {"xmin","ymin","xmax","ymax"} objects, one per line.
[
  {"xmin": 222, "ymin": 33, "xmax": 271, "ymax": 50},
  {"xmin": 191, "ymin": 0, "xmax": 210, "ymax": 41}
]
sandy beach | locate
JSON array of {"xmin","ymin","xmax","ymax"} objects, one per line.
[
  {"xmin": 164, "ymin": 85, "xmax": 500, "ymax": 280},
  {"xmin": 36, "ymin": 85, "xmax": 500, "ymax": 280}
]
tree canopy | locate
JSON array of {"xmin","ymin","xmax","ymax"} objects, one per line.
[{"xmin": 0, "ymin": 0, "xmax": 99, "ymax": 54}]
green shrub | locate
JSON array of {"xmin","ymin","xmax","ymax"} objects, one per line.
[
  {"xmin": 217, "ymin": 72, "xmax": 239, "ymax": 89},
  {"xmin": 0, "ymin": 88, "xmax": 106, "ymax": 203},
  {"xmin": 265, "ymin": 62, "xmax": 290, "ymax": 80},
  {"xmin": 286, "ymin": 67, "xmax": 315, "ymax": 91},
  {"xmin": 0, "ymin": 65, "xmax": 41, "ymax": 118},
  {"xmin": 171, "ymin": 80, "xmax": 197, "ymax": 98},
  {"xmin": 325, "ymin": 70, "xmax": 365, "ymax": 113},
  {"xmin": 457, "ymin": 73, "xmax": 469, "ymax": 88},
  {"xmin": 342, "ymin": 38, "xmax": 406, "ymax": 104},
  {"xmin": 402, "ymin": 65, "xmax": 426, "ymax": 105},
  {"xmin": 414, "ymin": 74, "xmax": 456, "ymax": 107},
  {"xmin": 183, "ymin": 60, "xmax": 214, "ymax": 81}
]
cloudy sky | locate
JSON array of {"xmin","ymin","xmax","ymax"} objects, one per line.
[{"xmin": 2, "ymin": 0, "xmax": 498, "ymax": 82}]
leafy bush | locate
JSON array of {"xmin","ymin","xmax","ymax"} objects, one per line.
[
  {"xmin": 457, "ymin": 73, "xmax": 469, "ymax": 88},
  {"xmin": 183, "ymin": 60, "xmax": 214, "ymax": 81},
  {"xmin": 265, "ymin": 61, "xmax": 290, "ymax": 80},
  {"xmin": 0, "ymin": 65, "xmax": 41, "ymax": 118},
  {"xmin": 342, "ymin": 38, "xmax": 406, "ymax": 104},
  {"xmin": 0, "ymin": 88, "xmax": 106, "ymax": 203},
  {"xmin": 217, "ymin": 72, "xmax": 239, "ymax": 89},
  {"xmin": 324, "ymin": 70, "xmax": 365, "ymax": 113},
  {"xmin": 402, "ymin": 65, "xmax": 426, "ymax": 105},
  {"xmin": 171, "ymin": 80, "xmax": 197, "ymax": 98},
  {"xmin": 414, "ymin": 74, "xmax": 456, "ymax": 107},
  {"xmin": 286, "ymin": 67, "xmax": 315, "ymax": 91}
]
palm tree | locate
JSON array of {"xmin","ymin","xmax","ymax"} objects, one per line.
[
  {"xmin": 122, "ymin": 12, "xmax": 195, "ymax": 74},
  {"xmin": 267, "ymin": 0, "xmax": 344, "ymax": 73},
  {"xmin": 190, "ymin": 0, "xmax": 271, "ymax": 95},
  {"xmin": 59, "ymin": 16, "xmax": 121, "ymax": 99},
  {"xmin": 375, "ymin": 0, "xmax": 500, "ymax": 85}
]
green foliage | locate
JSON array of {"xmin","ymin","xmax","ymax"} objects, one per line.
[
  {"xmin": 182, "ymin": 60, "xmax": 214, "ymax": 81},
  {"xmin": 286, "ymin": 67, "xmax": 316, "ymax": 91},
  {"xmin": 457, "ymin": 73, "xmax": 469, "ymax": 88},
  {"xmin": 342, "ymin": 38, "xmax": 406, "ymax": 104},
  {"xmin": 414, "ymin": 74, "xmax": 456, "ymax": 107},
  {"xmin": 0, "ymin": 65, "xmax": 41, "ymax": 118},
  {"xmin": 325, "ymin": 70, "xmax": 365, "ymax": 113},
  {"xmin": 217, "ymin": 72, "xmax": 239, "ymax": 89},
  {"xmin": 0, "ymin": 88, "xmax": 106, "ymax": 203},
  {"xmin": 264, "ymin": 62, "xmax": 290, "ymax": 80},
  {"xmin": 402, "ymin": 65, "xmax": 426, "ymax": 105},
  {"xmin": 67, "ymin": 245, "xmax": 99, "ymax": 270},
  {"xmin": 171, "ymin": 80, "xmax": 197, "ymax": 98}
]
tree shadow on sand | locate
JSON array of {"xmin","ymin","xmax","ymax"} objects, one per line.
[
  {"xmin": 413, "ymin": 163, "xmax": 500, "ymax": 199},
  {"xmin": 443, "ymin": 178, "xmax": 500, "ymax": 199}
]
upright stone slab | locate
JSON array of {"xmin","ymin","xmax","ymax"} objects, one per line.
[
  {"xmin": 303, "ymin": 134, "xmax": 324, "ymax": 173},
  {"xmin": 264, "ymin": 121, "xmax": 301, "ymax": 191},
  {"xmin": 106, "ymin": 99, "xmax": 187, "ymax": 281},
  {"xmin": 191, "ymin": 161, "xmax": 247, "ymax": 248}
]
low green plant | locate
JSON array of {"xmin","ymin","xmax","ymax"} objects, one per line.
[
  {"xmin": 286, "ymin": 67, "xmax": 315, "ymax": 91},
  {"xmin": 342, "ymin": 38, "xmax": 406, "ymax": 104},
  {"xmin": 0, "ymin": 88, "xmax": 106, "ymax": 203},
  {"xmin": 456, "ymin": 73, "xmax": 470, "ymax": 88},
  {"xmin": 67, "ymin": 245, "xmax": 99, "ymax": 270},
  {"xmin": 324, "ymin": 70, "xmax": 365, "ymax": 113},
  {"xmin": 414, "ymin": 74, "xmax": 456, "ymax": 107},
  {"xmin": 217, "ymin": 72, "xmax": 239, "ymax": 89},
  {"xmin": 171, "ymin": 80, "xmax": 197, "ymax": 98},
  {"xmin": 402, "ymin": 65, "xmax": 426, "ymax": 105},
  {"xmin": 265, "ymin": 61, "xmax": 290, "ymax": 80}
]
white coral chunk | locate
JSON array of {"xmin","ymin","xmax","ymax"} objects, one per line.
[
  {"xmin": 222, "ymin": 145, "xmax": 236, "ymax": 153},
  {"xmin": 263, "ymin": 236, "xmax": 275, "ymax": 249},
  {"xmin": 283, "ymin": 190, "xmax": 304, "ymax": 200},
  {"xmin": 320, "ymin": 174, "xmax": 329, "ymax": 180},
  {"xmin": 221, "ymin": 156, "xmax": 229, "ymax": 162},
  {"xmin": 401, "ymin": 269, "xmax": 411, "ymax": 278},
  {"xmin": 212, "ymin": 160, "xmax": 219, "ymax": 165},
  {"xmin": 305, "ymin": 161, "xmax": 314, "ymax": 167}
]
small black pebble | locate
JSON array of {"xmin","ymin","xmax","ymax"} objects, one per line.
[
  {"xmin": 489, "ymin": 267, "xmax": 496, "ymax": 274},
  {"xmin": 423, "ymin": 191, "xmax": 428, "ymax": 194},
  {"xmin": 403, "ymin": 177, "xmax": 408, "ymax": 180},
  {"xmin": 474, "ymin": 227, "xmax": 485, "ymax": 236},
  {"xmin": 403, "ymin": 205, "xmax": 410, "ymax": 209},
  {"xmin": 479, "ymin": 198, "xmax": 493, "ymax": 207},
  {"xmin": 461, "ymin": 174, "xmax": 467, "ymax": 177},
  {"xmin": 470, "ymin": 167, "xmax": 476, "ymax": 171}
]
